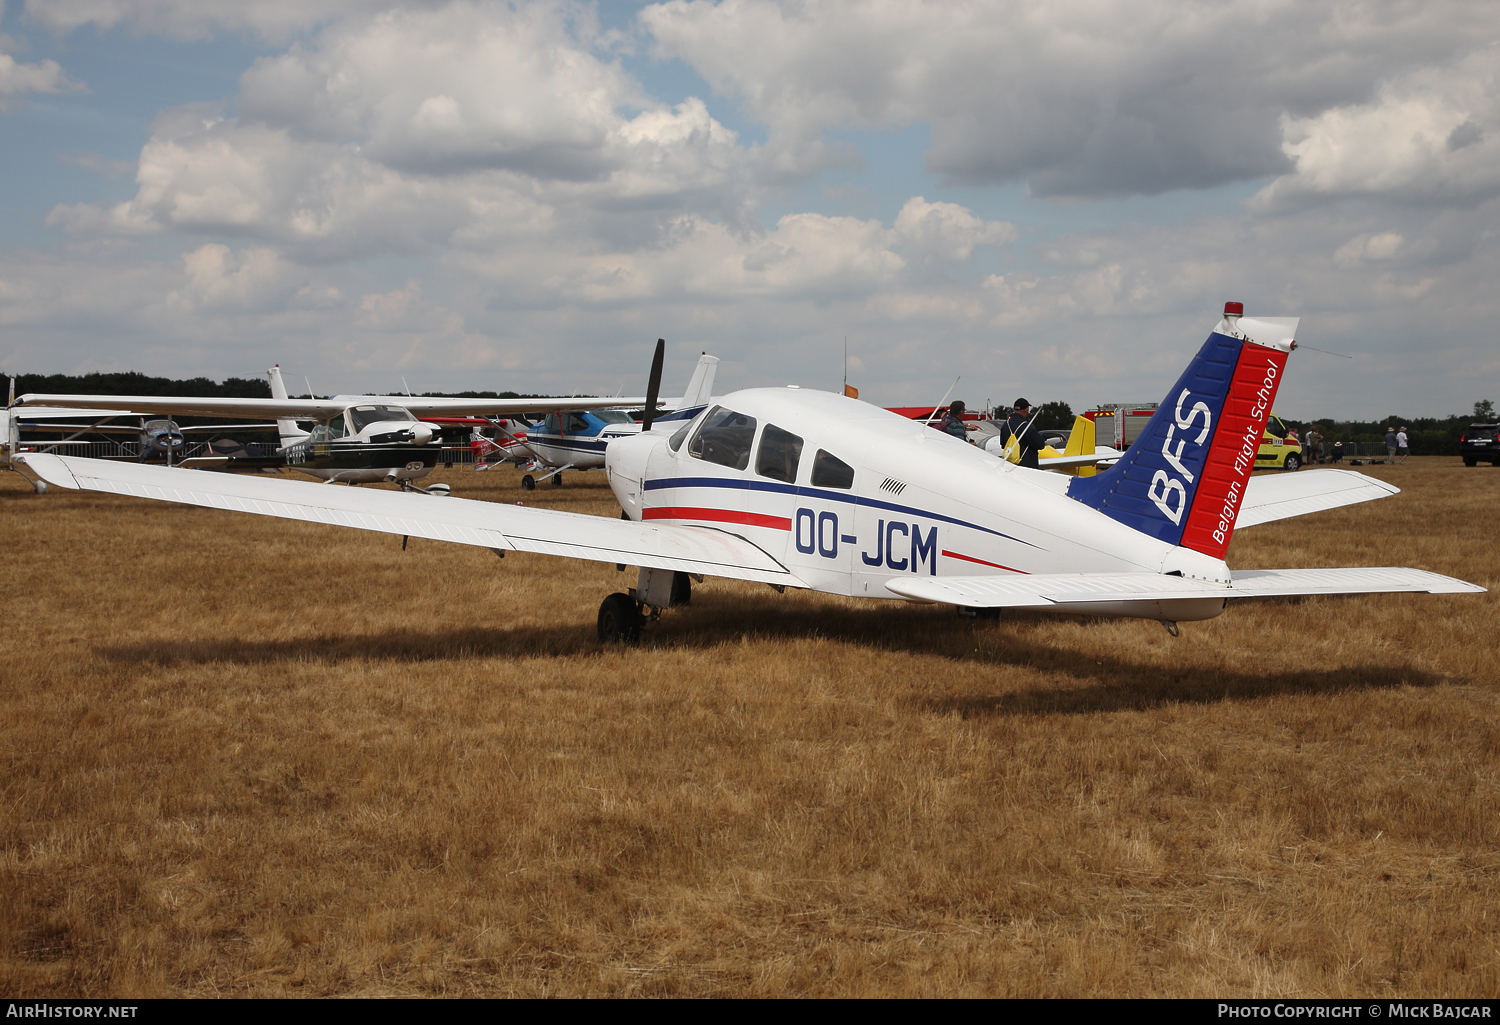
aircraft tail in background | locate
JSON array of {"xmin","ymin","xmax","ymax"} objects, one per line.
[
  {"xmin": 678, "ymin": 353, "xmax": 719, "ymax": 410},
  {"xmin": 267, "ymin": 365, "xmax": 310, "ymax": 448},
  {"xmin": 1066, "ymin": 304, "xmax": 1297, "ymax": 560}
]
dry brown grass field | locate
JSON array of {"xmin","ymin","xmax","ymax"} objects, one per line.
[{"xmin": 1, "ymin": 457, "xmax": 1497, "ymax": 997}]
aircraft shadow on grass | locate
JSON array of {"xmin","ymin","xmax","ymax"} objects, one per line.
[{"xmin": 94, "ymin": 589, "xmax": 1456, "ymax": 715}]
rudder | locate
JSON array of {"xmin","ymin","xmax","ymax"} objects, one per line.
[{"xmin": 1067, "ymin": 305, "xmax": 1297, "ymax": 557}]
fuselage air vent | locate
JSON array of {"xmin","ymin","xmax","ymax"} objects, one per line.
[{"xmin": 880, "ymin": 477, "xmax": 907, "ymax": 495}]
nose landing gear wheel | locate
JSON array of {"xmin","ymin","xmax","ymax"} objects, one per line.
[
  {"xmin": 597, "ymin": 593, "xmax": 642, "ymax": 644},
  {"xmin": 552, "ymin": 473, "xmax": 563, "ymax": 487},
  {"xmin": 521, "ymin": 474, "xmax": 536, "ymax": 491}
]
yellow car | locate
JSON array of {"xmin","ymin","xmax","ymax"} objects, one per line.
[{"xmin": 1255, "ymin": 414, "xmax": 1304, "ymax": 471}]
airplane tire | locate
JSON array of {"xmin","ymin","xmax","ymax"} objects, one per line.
[
  {"xmin": 1283, "ymin": 454, "xmax": 1300, "ymax": 472},
  {"xmin": 521, "ymin": 475, "xmax": 536, "ymax": 491},
  {"xmin": 597, "ymin": 593, "xmax": 642, "ymax": 644},
  {"xmin": 670, "ymin": 571, "xmax": 692, "ymax": 607},
  {"xmin": 553, "ymin": 473, "xmax": 563, "ymax": 487}
]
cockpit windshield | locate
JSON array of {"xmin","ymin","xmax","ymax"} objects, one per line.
[{"xmin": 347, "ymin": 405, "xmax": 415, "ymax": 432}]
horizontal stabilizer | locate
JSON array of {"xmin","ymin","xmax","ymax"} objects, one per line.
[
  {"xmin": 1038, "ymin": 446, "xmax": 1124, "ymax": 470},
  {"xmin": 17, "ymin": 453, "xmax": 799, "ymax": 586},
  {"xmin": 1236, "ymin": 469, "xmax": 1398, "ymax": 527},
  {"xmin": 885, "ymin": 566, "xmax": 1483, "ymax": 609}
]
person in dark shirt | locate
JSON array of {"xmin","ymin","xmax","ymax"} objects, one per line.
[
  {"xmin": 937, "ymin": 400, "xmax": 969, "ymax": 441},
  {"xmin": 1003, "ymin": 397, "xmax": 1042, "ymax": 469}
]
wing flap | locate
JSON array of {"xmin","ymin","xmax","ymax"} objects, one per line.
[
  {"xmin": 18, "ymin": 453, "xmax": 798, "ymax": 585},
  {"xmin": 1236, "ymin": 469, "xmax": 1398, "ymax": 528}
]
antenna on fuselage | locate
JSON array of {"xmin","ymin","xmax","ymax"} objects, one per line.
[
  {"xmin": 401, "ymin": 377, "xmax": 413, "ymax": 396},
  {"xmin": 640, "ymin": 338, "xmax": 665, "ymax": 433},
  {"xmin": 304, "ymin": 376, "xmax": 315, "ymax": 400},
  {"xmin": 923, "ymin": 376, "xmax": 961, "ymax": 427}
]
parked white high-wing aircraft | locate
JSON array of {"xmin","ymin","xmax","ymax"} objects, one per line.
[
  {"xmin": 15, "ymin": 304, "xmax": 1484, "ymax": 640},
  {"xmin": 17, "ymin": 362, "xmax": 662, "ymax": 487}
]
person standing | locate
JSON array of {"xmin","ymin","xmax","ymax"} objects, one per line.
[
  {"xmin": 937, "ymin": 400, "xmax": 969, "ymax": 442},
  {"xmin": 1004, "ymin": 398, "xmax": 1042, "ymax": 469},
  {"xmin": 1305, "ymin": 427, "xmax": 1322, "ymax": 465},
  {"xmin": 1385, "ymin": 427, "xmax": 1398, "ymax": 464},
  {"xmin": 1397, "ymin": 426, "xmax": 1410, "ymax": 465}
]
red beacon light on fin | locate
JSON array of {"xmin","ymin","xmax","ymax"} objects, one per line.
[{"xmin": 1223, "ymin": 301, "xmax": 1243, "ymax": 317}]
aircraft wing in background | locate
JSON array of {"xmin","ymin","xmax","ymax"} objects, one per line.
[{"xmin": 16, "ymin": 394, "xmax": 653, "ymax": 421}]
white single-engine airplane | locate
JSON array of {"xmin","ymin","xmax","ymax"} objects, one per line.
[
  {"xmin": 517, "ymin": 351, "xmax": 720, "ymax": 490},
  {"xmin": 14, "ymin": 304, "xmax": 1484, "ymax": 640}
]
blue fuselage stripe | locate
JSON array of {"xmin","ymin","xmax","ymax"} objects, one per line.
[{"xmin": 644, "ymin": 475, "xmax": 1040, "ymax": 548}]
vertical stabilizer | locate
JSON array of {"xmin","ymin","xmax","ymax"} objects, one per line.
[
  {"xmin": 267, "ymin": 365, "xmax": 309, "ymax": 447},
  {"xmin": 679, "ymin": 353, "xmax": 719, "ymax": 409},
  {"xmin": 1067, "ymin": 305, "xmax": 1297, "ymax": 558},
  {"xmin": 1063, "ymin": 415, "xmax": 1097, "ymax": 478}
]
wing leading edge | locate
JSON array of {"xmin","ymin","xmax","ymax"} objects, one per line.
[{"xmin": 17, "ymin": 454, "xmax": 800, "ymax": 586}]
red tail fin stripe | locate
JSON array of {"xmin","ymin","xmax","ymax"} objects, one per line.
[
  {"xmin": 1179, "ymin": 344, "xmax": 1289, "ymax": 559},
  {"xmin": 644, "ymin": 507, "xmax": 792, "ymax": 531}
]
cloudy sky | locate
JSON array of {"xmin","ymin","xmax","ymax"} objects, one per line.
[{"xmin": 2, "ymin": 0, "xmax": 1497, "ymax": 418}]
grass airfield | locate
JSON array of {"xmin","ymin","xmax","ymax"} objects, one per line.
[{"xmin": 2, "ymin": 457, "xmax": 1498, "ymax": 997}]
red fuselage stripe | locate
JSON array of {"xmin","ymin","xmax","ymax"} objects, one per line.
[
  {"xmin": 942, "ymin": 549, "xmax": 1027, "ymax": 574},
  {"xmin": 644, "ymin": 507, "xmax": 792, "ymax": 530}
]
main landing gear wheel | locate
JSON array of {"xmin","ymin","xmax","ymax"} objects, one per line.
[
  {"xmin": 552, "ymin": 473, "xmax": 563, "ymax": 487},
  {"xmin": 597, "ymin": 593, "xmax": 642, "ymax": 644},
  {"xmin": 521, "ymin": 474, "xmax": 536, "ymax": 491},
  {"xmin": 1283, "ymin": 453, "xmax": 1301, "ymax": 472}
]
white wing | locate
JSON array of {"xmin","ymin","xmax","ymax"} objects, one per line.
[
  {"xmin": 1236, "ymin": 469, "xmax": 1399, "ymax": 528},
  {"xmin": 18, "ymin": 454, "xmax": 800, "ymax": 585},
  {"xmin": 886, "ymin": 566, "xmax": 1482, "ymax": 608},
  {"xmin": 17, "ymin": 393, "xmax": 652, "ymax": 420}
]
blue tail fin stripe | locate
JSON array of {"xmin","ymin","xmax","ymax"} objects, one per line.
[{"xmin": 1066, "ymin": 332, "xmax": 1241, "ymax": 545}]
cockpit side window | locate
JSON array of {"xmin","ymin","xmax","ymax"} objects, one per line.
[
  {"xmin": 756, "ymin": 424, "xmax": 804, "ymax": 483},
  {"xmin": 309, "ymin": 412, "xmax": 346, "ymax": 444},
  {"xmin": 687, "ymin": 406, "xmax": 757, "ymax": 470},
  {"xmin": 543, "ymin": 413, "xmax": 561, "ymax": 433},
  {"xmin": 810, "ymin": 449, "xmax": 855, "ymax": 489}
]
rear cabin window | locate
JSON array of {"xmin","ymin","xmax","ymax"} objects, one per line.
[
  {"xmin": 595, "ymin": 410, "xmax": 634, "ymax": 424},
  {"xmin": 566, "ymin": 413, "xmax": 591, "ymax": 433},
  {"xmin": 811, "ymin": 449, "xmax": 855, "ymax": 489},
  {"xmin": 688, "ymin": 406, "xmax": 758, "ymax": 470},
  {"xmin": 756, "ymin": 424, "xmax": 804, "ymax": 483}
]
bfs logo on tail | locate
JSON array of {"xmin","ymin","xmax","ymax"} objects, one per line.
[{"xmin": 1069, "ymin": 302, "xmax": 1295, "ymax": 559}]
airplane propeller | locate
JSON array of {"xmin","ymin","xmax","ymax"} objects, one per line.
[{"xmin": 640, "ymin": 338, "xmax": 665, "ymax": 433}]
